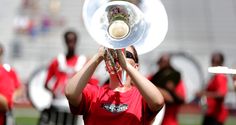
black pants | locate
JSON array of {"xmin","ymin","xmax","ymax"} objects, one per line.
[
  {"xmin": 202, "ymin": 115, "xmax": 223, "ymax": 125},
  {"xmin": 38, "ymin": 107, "xmax": 78, "ymax": 125}
]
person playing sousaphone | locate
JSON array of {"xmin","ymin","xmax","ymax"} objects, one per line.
[
  {"xmin": 65, "ymin": 45, "xmax": 165, "ymax": 125},
  {"xmin": 70, "ymin": 0, "xmax": 169, "ymax": 124}
]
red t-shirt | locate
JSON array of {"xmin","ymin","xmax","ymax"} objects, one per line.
[
  {"xmin": 206, "ymin": 74, "xmax": 228, "ymax": 123},
  {"xmin": 45, "ymin": 55, "xmax": 98, "ymax": 96},
  {"xmin": 69, "ymin": 84, "xmax": 157, "ymax": 125},
  {"xmin": 3, "ymin": 64, "xmax": 21, "ymax": 90},
  {"xmin": 161, "ymin": 80, "xmax": 186, "ymax": 125},
  {"xmin": 0, "ymin": 66, "xmax": 15, "ymax": 125},
  {"xmin": 46, "ymin": 55, "xmax": 79, "ymax": 94}
]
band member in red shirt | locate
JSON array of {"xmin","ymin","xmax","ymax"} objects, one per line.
[
  {"xmin": 38, "ymin": 30, "xmax": 98, "ymax": 125},
  {"xmin": 65, "ymin": 46, "xmax": 164, "ymax": 125},
  {"xmin": 0, "ymin": 43, "xmax": 22, "ymax": 125},
  {"xmin": 0, "ymin": 44, "xmax": 22, "ymax": 102},
  {"xmin": 150, "ymin": 53, "xmax": 186, "ymax": 125},
  {"xmin": 44, "ymin": 31, "xmax": 88, "ymax": 97},
  {"xmin": 197, "ymin": 52, "xmax": 228, "ymax": 125},
  {"xmin": 0, "ymin": 65, "xmax": 15, "ymax": 125}
]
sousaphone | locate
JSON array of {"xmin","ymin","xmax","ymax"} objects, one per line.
[{"xmin": 83, "ymin": 0, "xmax": 168, "ymax": 54}]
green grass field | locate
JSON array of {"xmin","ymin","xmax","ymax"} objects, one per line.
[
  {"xmin": 13, "ymin": 107, "xmax": 236, "ymax": 125},
  {"xmin": 178, "ymin": 114, "xmax": 236, "ymax": 125}
]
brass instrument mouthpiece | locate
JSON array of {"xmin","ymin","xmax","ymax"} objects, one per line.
[{"xmin": 108, "ymin": 20, "xmax": 130, "ymax": 39}]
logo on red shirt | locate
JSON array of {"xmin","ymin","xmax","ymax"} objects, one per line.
[{"xmin": 102, "ymin": 103, "xmax": 128, "ymax": 113}]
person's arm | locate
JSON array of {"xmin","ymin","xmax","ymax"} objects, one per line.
[
  {"xmin": 10, "ymin": 69, "xmax": 23, "ymax": 102},
  {"xmin": 0, "ymin": 94, "xmax": 8, "ymax": 111},
  {"xmin": 65, "ymin": 47, "xmax": 104, "ymax": 107},
  {"xmin": 197, "ymin": 75, "xmax": 227, "ymax": 99},
  {"xmin": 233, "ymin": 75, "xmax": 236, "ymax": 90},
  {"xmin": 157, "ymin": 87, "xmax": 174, "ymax": 102},
  {"xmin": 234, "ymin": 81, "xmax": 236, "ymax": 91},
  {"xmin": 161, "ymin": 81, "xmax": 185, "ymax": 104},
  {"xmin": 197, "ymin": 91, "xmax": 224, "ymax": 99},
  {"xmin": 117, "ymin": 50, "xmax": 164, "ymax": 112},
  {"xmin": 126, "ymin": 64, "xmax": 164, "ymax": 112},
  {"xmin": 44, "ymin": 60, "xmax": 57, "ymax": 91}
]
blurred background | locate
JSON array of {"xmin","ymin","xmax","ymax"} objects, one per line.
[{"xmin": 0, "ymin": 0, "xmax": 236, "ymax": 125}]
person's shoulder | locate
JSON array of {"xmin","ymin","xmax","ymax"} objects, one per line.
[
  {"xmin": 1, "ymin": 64, "xmax": 17, "ymax": 75},
  {"xmin": 78, "ymin": 54, "xmax": 87, "ymax": 61},
  {"xmin": 214, "ymin": 73, "xmax": 228, "ymax": 81},
  {"xmin": 0, "ymin": 65, "xmax": 8, "ymax": 75},
  {"xmin": 85, "ymin": 83, "xmax": 100, "ymax": 91},
  {"xmin": 48, "ymin": 56, "xmax": 60, "ymax": 65},
  {"xmin": 170, "ymin": 67, "xmax": 180, "ymax": 74},
  {"xmin": 2, "ymin": 63, "xmax": 15, "ymax": 72},
  {"xmin": 214, "ymin": 73, "xmax": 227, "ymax": 78}
]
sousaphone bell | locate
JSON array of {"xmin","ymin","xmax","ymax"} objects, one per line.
[{"xmin": 82, "ymin": 0, "xmax": 168, "ymax": 55}]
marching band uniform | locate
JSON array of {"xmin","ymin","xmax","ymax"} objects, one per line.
[
  {"xmin": 0, "ymin": 65, "xmax": 15, "ymax": 125},
  {"xmin": 149, "ymin": 53, "xmax": 186, "ymax": 125},
  {"xmin": 203, "ymin": 74, "xmax": 228, "ymax": 125},
  {"xmin": 66, "ymin": 46, "xmax": 165, "ymax": 125},
  {"xmin": 161, "ymin": 80, "xmax": 186, "ymax": 125},
  {"xmin": 38, "ymin": 54, "xmax": 91, "ymax": 125},
  {"xmin": 69, "ymin": 84, "xmax": 157, "ymax": 125}
]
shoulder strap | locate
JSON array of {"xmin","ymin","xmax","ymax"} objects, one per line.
[
  {"xmin": 57, "ymin": 54, "xmax": 87, "ymax": 72},
  {"xmin": 3, "ymin": 63, "xmax": 11, "ymax": 72},
  {"xmin": 74, "ymin": 55, "xmax": 87, "ymax": 71},
  {"xmin": 57, "ymin": 53, "xmax": 67, "ymax": 72}
]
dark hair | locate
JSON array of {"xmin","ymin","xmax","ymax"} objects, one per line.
[
  {"xmin": 64, "ymin": 30, "xmax": 78, "ymax": 42},
  {"xmin": 211, "ymin": 52, "xmax": 224, "ymax": 66},
  {"xmin": 130, "ymin": 45, "xmax": 139, "ymax": 64}
]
